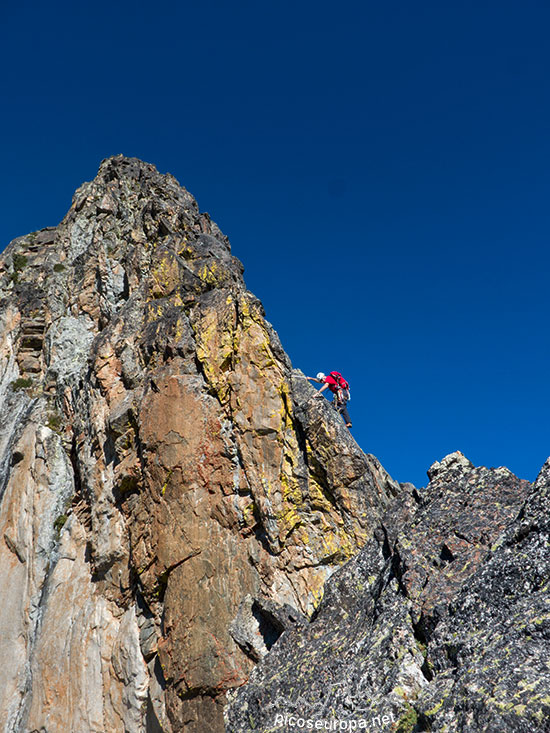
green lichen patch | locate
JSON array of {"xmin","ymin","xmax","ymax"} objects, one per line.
[
  {"xmin": 395, "ymin": 703, "xmax": 418, "ymax": 732},
  {"xmin": 46, "ymin": 412, "xmax": 64, "ymax": 434},
  {"xmin": 13, "ymin": 253, "xmax": 28, "ymax": 272},
  {"xmin": 53, "ymin": 514, "xmax": 68, "ymax": 537},
  {"xmin": 11, "ymin": 377, "xmax": 33, "ymax": 391}
]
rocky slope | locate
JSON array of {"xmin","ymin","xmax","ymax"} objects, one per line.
[
  {"xmin": 0, "ymin": 156, "xmax": 398, "ymax": 733},
  {"xmin": 225, "ymin": 452, "xmax": 550, "ymax": 733}
]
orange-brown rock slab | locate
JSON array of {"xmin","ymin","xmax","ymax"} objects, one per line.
[{"xmin": 132, "ymin": 370, "xmax": 257, "ymax": 722}]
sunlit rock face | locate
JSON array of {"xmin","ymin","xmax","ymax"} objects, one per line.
[
  {"xmin": 6, "ymin": 157, "xmax": 545, "ymax": 733},
  {"xmin": 0, "ymin": 156, "xmax": 398, "ymax": 733},
  {"xmin": 225, "ymin": 452, "xmax": 550, "ymax": 733}
]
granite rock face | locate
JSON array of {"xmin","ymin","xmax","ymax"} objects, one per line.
[
  {"xmin": 0, "ymin": 156, "xmax": 398, "ymax": 733},
  {"xmin": 225, "ymin": 452, "xmax": 550, "ymax": 733}
]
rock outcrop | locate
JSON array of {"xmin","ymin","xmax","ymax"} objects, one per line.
[
  {"xmin": 225, "ymin": 452, "xmax": 550, "ymax": 733},
  {"xmin": 0, "ymin": 156, "xmax": 398, "ymax": 733}
]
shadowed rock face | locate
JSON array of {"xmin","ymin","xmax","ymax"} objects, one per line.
[
  {"xmin": 225, "ymin": 452, "xmax": 550, "ymax": 733},
  {"xmin": 0, "ymin": 156, "xmax": 398, "ymax": 732}
]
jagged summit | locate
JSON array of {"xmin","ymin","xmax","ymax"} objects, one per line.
[
  {"xmin": 0, "ymin": 157, "xmax": 398, "ymax": 732},
  {"xmin": 97, "ymin": 154, "xmax": 178, "ymax": 181},
  {"xmin": 427, "ymin": 450, "xmax": 473, "ymax": 480}
]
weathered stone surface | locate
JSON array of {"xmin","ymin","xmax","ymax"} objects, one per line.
[
  {"xmin": 0, "ymin": 156, "xmax": 397, "ymax": 732},
  {"xmin": 225, "ymin": 454, "xmax": 545, "ymax": 733},
  {"xmin": 229, "ymin": 594, "xmax": 308, "ymax": 663},
  {"xmin": 413, "ymin": 458, "xmax": 550, "ymax": 732},
  {"xmin": 391, "ymin": 450, "xmax": 532, "ymax": 636},
  {"xmin": 0, "ymin": 422, "xmax": 76, "ymax": 730}
]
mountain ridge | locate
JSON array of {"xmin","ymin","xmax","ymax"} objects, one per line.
[{"xmin": 0, "ymin": 156, "xmax": 547, "ymax": 733}]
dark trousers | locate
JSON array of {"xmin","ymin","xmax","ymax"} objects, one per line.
[{"xmin": 336, "ymin": 401, "xmax": 351, "ymax": 426}]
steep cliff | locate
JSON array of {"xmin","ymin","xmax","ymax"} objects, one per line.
[{"xmin": 0, "ymin": 156, "xmax": 398, "ymax": 733}]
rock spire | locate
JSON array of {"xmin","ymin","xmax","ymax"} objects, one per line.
[{"xmin": 0, "ymin": 156, "xmax": 397, "ymax": 732}]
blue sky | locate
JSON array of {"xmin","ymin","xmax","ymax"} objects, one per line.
[{"xmin": 2, "ymin": 0, "xmax": 549, "ymax": 487}]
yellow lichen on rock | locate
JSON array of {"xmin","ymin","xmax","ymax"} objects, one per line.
[
  {"xmin": 149, "ymin": 251, "xmax": 181, "ymax": 299},
  {"xmin": 193, "ymin": 300, "xmax": 236, "ymax": 404},
  {"xmin": 197, "ymin": 260, "xmax": 229, "ymax": 288},
  {"xmin": 277, "ymin": 470, "xmax": 304, "ymax": 541}
]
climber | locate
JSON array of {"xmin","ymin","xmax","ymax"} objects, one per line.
[{"xmin": 307, "ymin": 372, "xmax": 352, "ymax": 429}]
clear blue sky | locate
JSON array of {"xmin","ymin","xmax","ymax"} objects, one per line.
[{"xmin": 2, "ymin": 0, "xmax": 549, "ymax": 487}]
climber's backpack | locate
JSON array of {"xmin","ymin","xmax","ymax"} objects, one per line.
[{"xmin": 329, "ymin": 371, "xmax": 350, "ymax": 403}]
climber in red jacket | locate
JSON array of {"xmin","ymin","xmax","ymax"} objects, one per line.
[{"xmin": 307, "ymin": 372, "xmax": 352, "ymax": 429}]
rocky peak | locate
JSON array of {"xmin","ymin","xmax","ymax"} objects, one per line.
[
  {"xmin": 426, "ymin": 450, "xmax": 474, "ymax": 481},
  {"xmin": 0, "ymin": 156, "xmax": 398, "ymax": 733}
]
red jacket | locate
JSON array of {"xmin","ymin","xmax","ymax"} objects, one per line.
[{"xmin": 323, "ymin": 374, "xmax": 340, "ymax": 394}]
